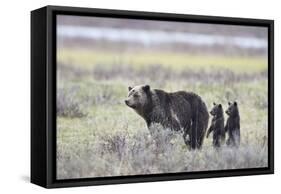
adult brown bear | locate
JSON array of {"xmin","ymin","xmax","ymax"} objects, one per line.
[{"xmin": 125, "ymin": 85, "xmax": 209, "ymax": 149}]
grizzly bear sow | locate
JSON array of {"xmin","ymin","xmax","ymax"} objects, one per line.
[{"xmin": 125, "ymin": 85, "xmax": 209, "ymax": 149}]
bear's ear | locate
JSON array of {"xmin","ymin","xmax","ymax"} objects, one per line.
[
  {"xmin": 228, "ymin": 102, "xmax": 231, "ymax": 105},
  {"xmin": 143, "ymin": 85, "xmax": 150, "ymax": 92},
  {"xmin": 234, "ymin": 101, "xmax": 237, "ymax": 106},
  {"xmin": 218, "ymin": 104, "xmax": 222, "ymax": 108},
  {"xmin": 128, "ymin": 86, "xmax": 133, "ymax": 91},
  {"xmin": 213, "ymin": 102, "xmax": 216, "ymax": 106}
]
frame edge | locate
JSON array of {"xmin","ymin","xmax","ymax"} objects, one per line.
[{"xmin": 31, "ymin": 6, "xmax": 48, "ymax": 188}]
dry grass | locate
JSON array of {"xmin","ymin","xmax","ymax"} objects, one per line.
[
  {"xmin": 56, "ymin": 48, "xmax": 268, "ymax": 180},
  {"xmin": 57, "ymin": 123, "xmax": 267, "ymax": 179}
]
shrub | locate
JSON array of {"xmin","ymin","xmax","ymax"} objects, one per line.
[
  {"xmin": 57, "ymin": 87, "xmax": 87, "ymax": 118},
  {"xmin": 57, "ymin": 124, "xmax": 268, "ymax": 179}
]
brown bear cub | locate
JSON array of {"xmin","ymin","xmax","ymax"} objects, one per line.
[
  {"xmin": 206, "ymin": 103, "xmax": 225, "ymax": 148},
  {"xmin": 125, "ymin": 85, "xmax": 209, "ymax": 150},
  {"xmin": 225, "ymin": 101, "xmax": 240, "ymax": 147}
]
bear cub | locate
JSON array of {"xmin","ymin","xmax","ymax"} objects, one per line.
[
  {"xmin": 206, "ymin": 103, "xmax": 225, "ymax": 148},
  {"xmin": 225, "ymin": 101, "xmax": 240, "ymax": 147}
]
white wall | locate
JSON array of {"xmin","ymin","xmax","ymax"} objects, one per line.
[{"xmin": 0, "ymin": 0, "xmax": 278, "ymax": 193}]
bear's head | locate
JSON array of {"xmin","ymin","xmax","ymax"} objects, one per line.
[
  {"xmin": 226, "ymin": 101, "xmax": 239, "ymax": 117},
  {"xmin": 125, "ymin": 85, "xmax": 151, "ymax": 113},
  {"xmin": 210, "ymin": 102, "xmax": 223, "ymax": 117}
]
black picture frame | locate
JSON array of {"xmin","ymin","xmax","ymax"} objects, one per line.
[{"xmin": 31, "ymin": 5, "xmax": 274, "ymax": 188}]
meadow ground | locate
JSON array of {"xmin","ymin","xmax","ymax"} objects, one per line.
[{"xmin": 56, "ymin": 48, "xmax": 268, "ymax": 179}]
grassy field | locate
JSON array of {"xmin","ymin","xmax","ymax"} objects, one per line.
[
  {"xmin": 56, "ymin": 48, "xmax": 268, "ymax": 179},
  {"xmin": 58, "ymin": 48, "xmax": 267, "ymax": 73}
]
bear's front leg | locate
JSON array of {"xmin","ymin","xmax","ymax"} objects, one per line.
[{"xmin": 182, "ymin": 121, "xmax": 191, "ymax": 147}]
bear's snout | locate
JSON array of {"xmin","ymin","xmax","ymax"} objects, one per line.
[
  {"xmin": 125, "ymin": 99, "xmax": 136, "ymax": 109},
  {"xmin": 124, "ymin": 99, "xmax": 129, "ymax": 105}
]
